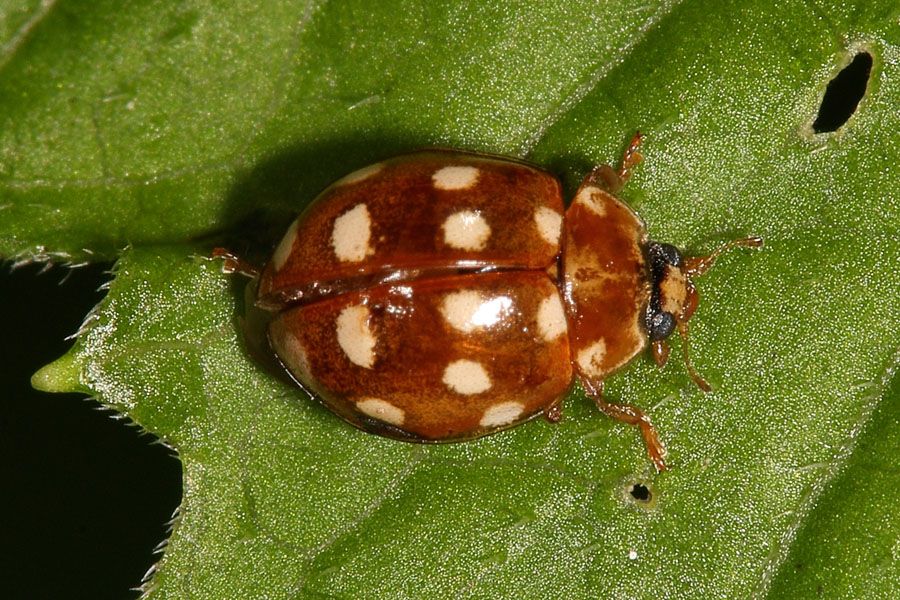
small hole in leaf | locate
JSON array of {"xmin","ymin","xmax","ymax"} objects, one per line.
[
  {"xmin": 813, "ymin": 52, "xmax": 872, "ymax": 133},
  {"xmin": 630, "ymin": 483, "xmax": 651, "ymax": 502},
  {"xmin": 620, "ymin": 478, "xmax": 658, "ymax": 510}
]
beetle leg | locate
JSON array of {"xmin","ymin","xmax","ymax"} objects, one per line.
[
  {"xmin": 676, "ymin": 236, "xmax": 761, "ymax": 391},
  {"xmin": 583, "ymin": 164, "xmax": 621, "ymax": 191},
  {"xmin": 581, "ymin": 131, "xmax": 645, "ymax": 194},
  {"xmin": 212, "ymin": 247, "xmax": 260, "ymax": 277},
  {"xmin": 583, "ymin": 380, "xmax": 668, "ymax": 471},
  {"xmin": 543, "ymin": 396, "xmax": 564, "ymax": 423},
  {"xmin": 616, "ymin": 130, "xmax": 644, "ymax": 186}
]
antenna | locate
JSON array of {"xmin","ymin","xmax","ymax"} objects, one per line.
[{"xmin": 684, "ymin": 236, "xmax": 763, "ymax": 277}]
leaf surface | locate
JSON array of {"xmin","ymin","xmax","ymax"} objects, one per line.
[{"xmin": 19, "ymin": 0, "xmax": 900, "ymax": 598}]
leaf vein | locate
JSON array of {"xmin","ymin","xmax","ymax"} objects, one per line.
[
  {"xmin": 753, "ymin": 343, "xmax": 900, "ymax": 599},
  {"xmin": 0, "ymin": 0, "xmax": 58, "ymax": 72},
  {"xmin": 288, "ymin": 445, "xmax": 426, "ymax": 596}
]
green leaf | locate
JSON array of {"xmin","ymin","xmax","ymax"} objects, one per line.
[
  {"xmin": 768, "ymin": 367, "xmax": 900, "ymax": 598},
  {"xmin": 15, "ymin": 0, "xmax": 900, "ymax": 598},
  {"xmin": 1, "ymin": 0, "xmax": 670, "ymax": 261}
]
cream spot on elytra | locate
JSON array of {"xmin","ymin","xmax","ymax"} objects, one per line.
[
  {"xmin": 272, "ymin": 219, "xmax": 299, "ymax": 271},
  {"xmin": 335, "ymin": 162, "xmax": 384, "ymax": 186},
  {"xmin": 432, "ymin": 165, "xmax": 480, "ymax": 190},
  {"xmin": 442, "ymin": 210, "xmax": 490, "ymax": 251},
  {"xmin": 272, "ymin": 324, "xmax": 313, "ymax": 382},
  {"xmin": 441, "ymin": 291, "xmax": 512, "ymax": 333},
  {"xmin": 356, "ymin": 398, "xmax": 405, "ymax": 426},
  {"xmin": 576, "ymin": 338, "xmax": 607, "ymax": 377},
  {"xmin": 336, "ymin": 304, "xmax": 376, "ymax": 369},
  {"xmin": 537, "ymin": 294, "xmax": 567, "ymax": 341},
  {"xmin": 479, "ymin": 401, "xmax": 525, "ymax": 428},
  {"xmin": 534, "ymin": 206, "xmax": 563, "ymax": 246},
  {"xmin": 442, "ymin": 359, "xmax": 491, "ymax": 395},
  {"xmin": 575, "ymin": 186, "xmax": 606, "ymax": 217},
  {"xmin": 331, "ymin": 203, "xmax": 374, "ymax": 262}
]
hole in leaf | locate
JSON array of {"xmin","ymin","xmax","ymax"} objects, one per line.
[
  {"xmin": 620, "ymin": 478, "xmax": 658, "ymax": 510},
  {"xmin": 630, "ymin": 483, "xmax": 652, "ymax": 502},
  {"xmin": 813, "ymin": 51, "xmax": 872, "ymax": 133}
]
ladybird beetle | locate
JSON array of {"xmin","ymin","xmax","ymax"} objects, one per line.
[{"xmin": 216, "ymin": 133, "xmax": 760, "ymax": 471}]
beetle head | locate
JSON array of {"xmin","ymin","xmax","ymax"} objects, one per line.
[{"xmin": 645, "ymin": 236, "xmax": 762, "ymax": 391}]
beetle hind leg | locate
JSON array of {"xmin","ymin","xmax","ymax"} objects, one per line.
[
  {"xmin": 212, "ymin": 247, "xmax": 260, "ymax": 277},
  {"xmin": 584, "ymin": 381, "xmax": 668, "ymax": 471}
]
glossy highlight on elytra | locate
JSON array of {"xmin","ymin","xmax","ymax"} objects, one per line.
[{"xmin": 215, "ymin": 133, "xmax": 761, "ymax": 471}]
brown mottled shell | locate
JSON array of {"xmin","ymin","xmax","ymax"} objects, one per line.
[
  {"xmin": 262, "ymin": 150, "xmax": 577, "ymax": 441},
  {"xmin": 269, "ymin": 272, "xmax": 572, "ymax": 440},
  {"xmin": 562, "ymin": 184, "xmax": 650, "ymax": 387},
  {"xmin": 258, "ymin": 150, "xmax": 563, "ymax": 311},
  {"xmin": 261, "ymin": 149, "xmax": 651, "ymax": 442}
]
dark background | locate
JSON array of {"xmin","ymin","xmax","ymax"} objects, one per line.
[
  {"xmin": 0, "ymin": 262, "xmax": 182, "ymax": 599},
  {"xmin": 0, "ymin": 55, "xmax": 869, "ymax": 599}
]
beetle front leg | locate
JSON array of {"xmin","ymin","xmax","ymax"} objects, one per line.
[
  {"xmin": 616, "ymin": 130, "xmax": 644, "ymax": 186},
  {"xmin": 583, "ymin": 380, "xmax": 668, "ymax": 471},
  {"xmin": 581, "ymin": 131, "xmax": 644, "ymax": 194}
]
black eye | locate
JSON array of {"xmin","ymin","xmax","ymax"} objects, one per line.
[
  {"xmin": 648, "ymin": 311, "xmax": 675, "ymax": 341},
  {"xmin": 657, "ymin": 243, "xmax": 683, "ymax": 267},
  {"xmin": 647, "ymin": 242, "xmax": 683, "ymax": 269}
]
